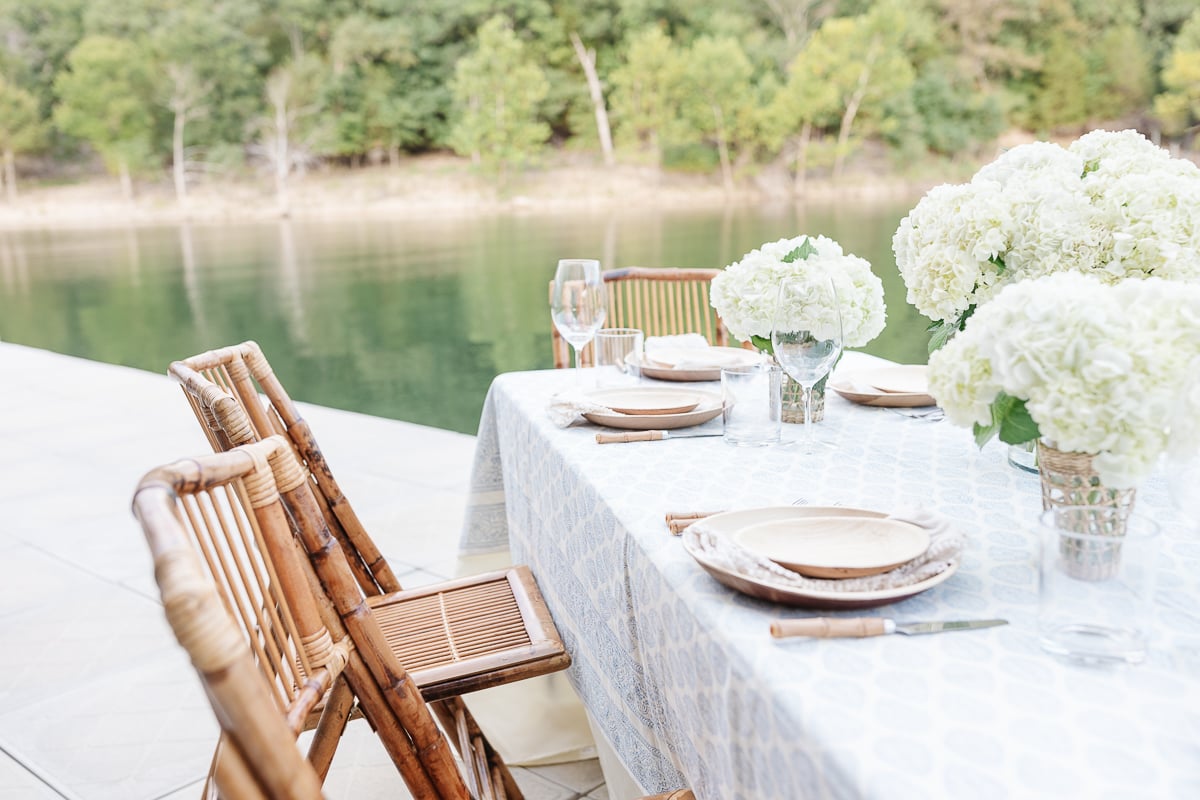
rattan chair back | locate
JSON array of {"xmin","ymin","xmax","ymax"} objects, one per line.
[
  {"xmin": 133, "ymin": 438, "xmax": 471, "ymax": 799},
  {"xmin": 551, "ymin": 267, "xmax": 729, "ymax": 368},
  {"xmin": 169, "ymin": 342, "xmax": 399, "ymax": 597}
]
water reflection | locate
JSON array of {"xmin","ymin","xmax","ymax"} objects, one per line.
[{"xmin": 0, "ymin": 204, "xmax": 928, "ymax": 433}]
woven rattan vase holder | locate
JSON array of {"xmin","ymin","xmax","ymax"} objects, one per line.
[
  {"xmin": 781, "ymin": 376, "xmax": 825, "ymax": 424},
  {"xmin": 1037, "ymin": 440, "xmax": 1137, "ymax": 580}
]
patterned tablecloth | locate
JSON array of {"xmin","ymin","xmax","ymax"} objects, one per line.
[{"xmin": 460, "ymin": 355, "xmax": 1200, "ymax": 800}]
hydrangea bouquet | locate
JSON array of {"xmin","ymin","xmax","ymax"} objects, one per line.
[
  {"xmin": 927, "ymin": 272, "xmax": 1200, "ymax": 488},
  {"xmin": 894, "ymin": 129, "xmax": 1200, "ymax": 351},
  {"xmin": 710, "ymin": 234, "xmax": 886, "ymax": 353}
]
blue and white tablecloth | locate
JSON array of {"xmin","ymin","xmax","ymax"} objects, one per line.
[{"xmin": 460, "ymin": 355, "xmax": 1200, "ymax": 800}]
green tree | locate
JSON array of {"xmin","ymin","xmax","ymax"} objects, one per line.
[
  {"xmin": 0, "ymin": 78, "xmax": 43, "ymax": 200},
  {"xmin": 1083, "ymin": 24, "xmax": 1153, "ymax": 122},
  {"xmin": 609, "ymin": 26, "xmax": 685, "ymax": 165},
  {"xmin": 258, "ymin": 54, "xmax": 327, "ymax": 216},
  {"xmin": 903, "ymin": 59, "xmax": 1004, "ymax": 156},
  {"xmin": 151, "ymin": 2, "xmax": 268, "ymax": 206},
  {"xmin": 800, "ymin": 0, "xmax": 918, "ymax": 179},
  {"xmin": 53, "ymin": 35, "xmax": 156, "ymax": 198},
  {"xmin": 449, "ymin": 16, "xmax": 550, "ymax": 177},
  {"xmin": 1030, "ymin": 30, "xmax": 1089, "ymax": 130},
  {"xmin": 674, "ymin": 35, "xmax": 756, "ymax": 193},
  {"xmin": 767, "ymin": 36, "xmax": 841, "ymax": 191},
  {"xmin": 1155, "ymin": 9, "xmax": 1200, "ymax": 139}
]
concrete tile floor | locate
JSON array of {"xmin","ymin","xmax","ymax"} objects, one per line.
[{"xmin": 0, "ymin": 342, "xmax": 604, "ymax": 800}]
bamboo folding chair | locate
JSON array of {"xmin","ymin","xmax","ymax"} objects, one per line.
[
  {"xmin": 135, "ymin": 438, "xmax": 696, "ymax": 800},
  {"xmin": 167, "ymin": 342, "xmax": 570, "ymax": 798},
  {"xmin": 132, "ymin": 438, "xmax": 468, "ymax": 798},
  {"xmin": 550, "ymin": 267, "xmax": 730, "ymax": 368}
]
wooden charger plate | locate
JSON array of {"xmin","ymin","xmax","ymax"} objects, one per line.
[
  {"xmin": 733, "ymin": 516, "xmax": 930, "ymax": 578},
  {"xmin": 584, "ymin": 390, "xmax": 723, "ymax": 430},
  {"xmin": 829, "ymin": 370, "xmax": 936, "ymax": 408},
  {"xmin": 682, "ymin": 506, "xmax": 958, "ymax": 609},
  {"xmin": 587, "ymin": 388, "xmax": 700, "ymax": 415},
  {"xmin": 635, "ymin": 347, "xmax": 764, "ymax": 382}
]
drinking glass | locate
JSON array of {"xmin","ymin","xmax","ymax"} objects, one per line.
[
  {"xmin": 551, "ymin": 259, "xmax": 606, "ymax": 385},
  {"xmin": 1165, "ymin": 367, "xmax": 1200, "ymax": 532},
  {"xmin": 771, "ymin": 274, "xmax": 843, "ymax": 452}
]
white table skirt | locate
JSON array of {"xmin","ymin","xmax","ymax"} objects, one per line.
[{"xmin": 460, "ymin": 354, "xmax": 1200, "ymax": 799}]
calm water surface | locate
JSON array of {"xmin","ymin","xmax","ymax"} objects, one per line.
[{"xmin": 0, "ymin": 204, "xmax": 928, "ymax": 433}]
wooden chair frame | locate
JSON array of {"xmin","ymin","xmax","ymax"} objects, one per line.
[
  {"xmin": 551, "ymin": 267, "xmax": 729, "ymax": 368},
  {"xmin": 167, "ymin": 342, "xmax": 568, "ymax": 799}
]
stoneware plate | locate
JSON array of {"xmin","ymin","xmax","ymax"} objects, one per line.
[
  {"xmin": 732, "ymin": 516, "xmax": 930, "ymax": 578},
  {"xmin": 587, "ymin": 388, "xmax": 700, "ymax": 415},
  {"xmin": 682, "ymin": 505, "xmax": 958, "ymax": 609},
  {"xmin": 584, "ymin": 390, "xmax": 723, "ymax": 430}
]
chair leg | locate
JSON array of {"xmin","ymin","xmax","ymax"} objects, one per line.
[
  {"xmin": 307, "ymin": 678, "xmax": 356, "ymax": 781},
  {"xmin": 432, "ymin": 697, "xmax": 524, "ymax": 800}
]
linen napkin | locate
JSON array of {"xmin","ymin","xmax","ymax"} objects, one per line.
[
  {"xmin": 644, "ymin": 334, "xmax": 714, "ymax": 369},
  {"xmin": 547, "ymin": 391, "xmax": 613, "ymax": 427},
  {"xmin": 684, "ymin": 505, "xmax": 964, "ymax": 592}
]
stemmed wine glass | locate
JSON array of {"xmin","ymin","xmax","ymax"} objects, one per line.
[
  {"xmin": 772, "ymin": 273, "xmax": 843, "ymax": 452},
  {"xmin": 551, "ymin": 259, "xmax": 606, "ymax": 386}
]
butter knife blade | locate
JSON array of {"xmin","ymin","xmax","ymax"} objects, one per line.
[{"xmin": 892, "ymin": 619, "xmax": 1007, "ymax": 636}]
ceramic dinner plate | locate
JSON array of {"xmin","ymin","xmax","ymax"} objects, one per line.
[
  {"xmin": 682, "ymin": 506, "xmax": 958, "ymax": 609},
  {"xmin": 733, "ymin": 516, "xmax": 930, "ymax": 578},
  {"xmin": 635, "ymin": 346, "xmax": 763, "ymax": 382},
  {"xmin": 829, "ymin": 367, "xmax": 936, "ymax": 408},
  {"xmin": 584, "ymin": 389, "xmax": 723, "ymax": 430}
]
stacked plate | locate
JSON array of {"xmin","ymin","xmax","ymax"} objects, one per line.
[
  {"xmin": 583, "ymin": 387, "xmax": 723, "ymax": 430},
  {"xmin": 635, "ymin": 346, "xmax": 764, "ymax": 382},
  {"xmin": 829, "ymin": 365, "xmax": 936, "ymax": 407},
  {"xmin": 682, "ymin": 505, "xmax": 958, "ymax": 608}
]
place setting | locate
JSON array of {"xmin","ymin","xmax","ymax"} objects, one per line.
[
  {"xmin": 828, "ymin": 364, "xmax": 938, "ymax": 408},
  {"xmin": 671, "ymin": 504, "xmax": 966, "ymax": 611}
]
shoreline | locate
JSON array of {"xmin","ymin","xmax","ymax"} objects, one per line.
[{"xmin": 0, "ymin": 155, "xmax": 937, "ymax": 231}]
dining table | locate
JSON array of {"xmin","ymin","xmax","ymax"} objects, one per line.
[{"xmin": 458, "ymin": 352, "xmax": 1200, "ymax": 800}]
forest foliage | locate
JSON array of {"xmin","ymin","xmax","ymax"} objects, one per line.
[{"xmin": 2, "ymin": 0, "xmax": 1200, "ymax": 202}]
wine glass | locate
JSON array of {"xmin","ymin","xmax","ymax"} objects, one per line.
[
  {"xmin": 551, "ymin": 259, "xmax": 606, "ymax": 385},
  {"xmin": 771, "ymin": 273, "xmax": 843, "ymax": 452}
]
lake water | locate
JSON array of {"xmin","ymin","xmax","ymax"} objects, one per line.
[{"xmin": 0, "ymin": 203, "xmax": 929, "ymax": 434}]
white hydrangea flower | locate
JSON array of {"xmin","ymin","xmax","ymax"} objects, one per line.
[
  {"xmin": 710, "ymin": 234, "xmax": 886, "ymax": 348},
  {"xmin": 894, "ymin": 129, "xmax": 1200, "ymax": 328},
  {"xmin": 927, "ymin": 273, "xmax": 1200, "ymax": 488}
]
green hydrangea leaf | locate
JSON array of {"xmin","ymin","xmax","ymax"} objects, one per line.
[
  {"xmin": 750, "ymin": 335, "xmax": 773, "ymax": 354},
  {"xmin": 781, "ymin": 237, "xmax": 817, "ymax": 263},
  {"xmin": 972, "ymin": 420, "xmax": 998, "ymax": 448},
  {"xmin": 997, "ymin": 396, "xmax": 1039, "ymax": 445}
]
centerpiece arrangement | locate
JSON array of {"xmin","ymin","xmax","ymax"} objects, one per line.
[
  {"xmin": 893, "ymin": 129, "xmax": 1200, "ymax": 352},
  {"xmin": 710, "ymin": 234, "xmax": 886, "ymax": 421},
  {"xmin": 927, "ymin": 272, "xmax": 1200, "ymax": 532}
]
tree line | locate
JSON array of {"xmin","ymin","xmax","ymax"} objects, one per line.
[{"xmin": 2, "ymin": 0, "xmax": 1200, "ymax": 211}]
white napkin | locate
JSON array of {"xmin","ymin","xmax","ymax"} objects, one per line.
[
  {"xmin": 644, "ymin": 333, "xmax": 710, "ymax": 358},
  {"xmin": 547, "ymin": 391, "xmax": 613, "ymax": 428},
  {"xmin": 685, "ymin": 504, "xmax": 964, "ymax": 593}
]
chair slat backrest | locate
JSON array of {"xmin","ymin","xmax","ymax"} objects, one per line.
[
  {"xmin": 133, "ymin": 441, "xmax": 335, "ymax": 799},
  {"xmin": 134, "ymin": 439, "xmax": 469, "ymax": 799},
  {"xmin": 550, "ymin": 267, "xmax": 729, "ymax": 368},
  {"xmin": 169, "ymin": 343, "xmax": 400, "ymax": 597}
]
